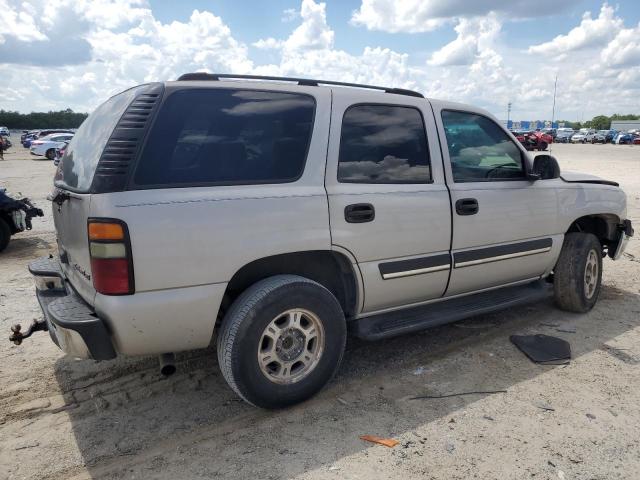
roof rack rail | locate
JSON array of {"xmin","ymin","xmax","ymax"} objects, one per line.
[{"xmin": 176, "ymin": 73, "xmax": 424, "ymax": 98}]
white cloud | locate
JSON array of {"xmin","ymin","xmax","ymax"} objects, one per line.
[
  {"xmin": 428, "ymin": 15, "xmax": 501, "ymax": 66},
  {"xmin": 0, "ymin": 0, "xmax": 48, "ymax": 43},
  {"xmin": 284, "ymin": 0, "xmax": 334, "ymax": 51},
  {"xmin": 600, "ymin": 23, "xmax": 640, "ymax": 67},
  {"xmin": 0, "ymin": 0, "xmax": 637, "ymax": 123},
  {"xmin": 528, "ymin": 4, "xmax": 623, "ymax": 56},
  {"xmin": 351, "ymin": 0, "xmax": 582, "ymax": 33},
  {"xmin": 281, "ymin": 8, "xmax": 298, "ymax": 23},
  {"xmin": 253, "ymin": 37, "xmax": 284, "ymax": 50}
]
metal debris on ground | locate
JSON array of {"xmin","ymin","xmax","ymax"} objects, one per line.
[
  {"xmin": 409, "ymin": 390, "xmax": 507, "ymax": 400},
  {"xmin": 510, "ymin": 334, "xmax": 571, "ymax": 364}
]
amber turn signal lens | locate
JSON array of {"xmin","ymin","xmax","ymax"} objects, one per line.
[{"xmin": 88, "ymin": 222, "xmax": 124, "ymax": 241}]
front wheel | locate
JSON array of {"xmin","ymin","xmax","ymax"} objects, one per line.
[
  {"xmin": 553, "ymin": 233, "xmax": 602, "ymax": 313},
  {"xmin": 45, "ymin": 149, "xmax": 55, "ymax": 160},
  {"xmin": 217, "ymin": 275, "xmax": 346, "ymax": 408}
]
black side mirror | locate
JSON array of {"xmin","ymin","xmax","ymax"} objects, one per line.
[{"xmin": 530, "ymin": 154, "xmax": 560, "ymax": 180}]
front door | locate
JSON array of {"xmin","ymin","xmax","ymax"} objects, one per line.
[
  {"xmin": 325, "ymin": 91, "xmax": 451, "ymax": 313},
  {"xmin": 432, "ymin": 105, "xmax": 561, "ymax": 296}
]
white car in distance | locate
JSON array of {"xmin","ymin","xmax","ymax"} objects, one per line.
[{"xmin": 30, "ymin": 133, "xmax": 74, "ymax": 160}]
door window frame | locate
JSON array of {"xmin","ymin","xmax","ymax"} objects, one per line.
[
  {"xmin": 440, "ymin": 108, "xmax": 528, "ymax": 184},
  {"xmin": 337, "ymin": 102, "xmax": 434, "ymax": 185}
]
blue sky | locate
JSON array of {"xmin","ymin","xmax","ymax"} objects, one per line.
[{"xmin": 1, "ymin": 0, "xmax": 639, "ymax": 120}]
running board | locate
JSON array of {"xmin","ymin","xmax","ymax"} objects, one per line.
[{"xmin": 351, "ymin": 280, "xmax": 552, "ymax": 340}]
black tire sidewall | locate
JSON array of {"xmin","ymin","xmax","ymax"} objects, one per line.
[
  {"xmin": 555, "ymin": 233, "xmax": 602, "ymax": 312},
  {"xmin": 0, "ymin": 218, "xmax": 11, "ymax": 252},
  {"xmin": 46, "ymin": 149, "xmax": 55, "ymax": 160},
  {"xmin": 228, "ymin": 281, "xmax": 346, "ymax": 408}
]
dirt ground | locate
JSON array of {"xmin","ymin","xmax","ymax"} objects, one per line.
[{"xmin": 1, "ymin": 142, "xmax": 639, "ymax": 480}]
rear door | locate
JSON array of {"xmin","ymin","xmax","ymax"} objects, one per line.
[
  {"xmin": 325, "ymin": 90, "xmax": 451, "ymax": 313},
  {"xmin": 432, "ymin": 103, "xmax": 560, "ymax": 296},
  {"xmin": 53, "ymin": 86, "xmax": 145, "ymax": 304}
]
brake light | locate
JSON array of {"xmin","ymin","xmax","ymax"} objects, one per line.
[{"xmin": 88, "ymin": 219, "xmax": 134, "ymax": 295}]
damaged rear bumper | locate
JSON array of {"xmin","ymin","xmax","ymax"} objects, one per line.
[{"xmin": 29, "ymin": 256, "xmax": 116, "ymax": 360}]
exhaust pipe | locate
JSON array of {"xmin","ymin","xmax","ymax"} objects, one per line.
[{"xmin": 159, "ymin": 353, "xmax": 176, "ymax": 376}]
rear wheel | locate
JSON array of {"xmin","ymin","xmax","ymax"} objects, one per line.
[
  {"xmin": 217, "ymin": 275, "xmax": 346, "ymax": 408},
  {"xmin": 539, "ymin": 141, "xmax": 548, "ymax": 151},
  {"xmin": 553, "ymin": 233, "xmax": 602, "ymax": 313},
  {"xmin": 0, "ymin": 218, "xmax": 11, "ymax": 252},
  {"xmin": 45, "ymin": 149, "xmax": 55, "ymax": 160}
]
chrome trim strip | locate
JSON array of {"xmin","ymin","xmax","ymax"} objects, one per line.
[
  {"xmin": 381, "ymin": 264, "xmax": 450, "ymax": 280},
  {"xmin": 454, "ymin": 247, "xmax": 551, "ymax": 268}
]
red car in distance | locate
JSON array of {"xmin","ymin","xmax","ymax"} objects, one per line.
[{"xmin": 513, "ymin": 130, "xmax": 553, "ymax": 151}]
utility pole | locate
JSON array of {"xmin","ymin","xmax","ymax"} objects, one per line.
[
  {"xmin": 551, "ymin": 74, "xmax": 558, "ymax": 128},
  {"xmin": 507, "ymin": 102, "xmax": 512, "ymax": 128}
]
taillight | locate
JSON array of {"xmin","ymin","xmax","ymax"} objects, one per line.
[{"xmin": 88, "ymin": 219, "xmax": 134, "ymax": 295}]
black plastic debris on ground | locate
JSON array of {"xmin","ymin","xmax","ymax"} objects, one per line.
[{"xmin": 510, "ymin": 334, "xmax": 571, "ymax": 364}]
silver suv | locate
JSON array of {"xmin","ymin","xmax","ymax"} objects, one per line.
[{"xmin": 24, "ymin": 74, "xmax": 633, "ymax": 408}]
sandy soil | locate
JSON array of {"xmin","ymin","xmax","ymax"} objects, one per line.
[{"xmin": 1, "ymin": 143, "xmax": 639, "ymax": 480}]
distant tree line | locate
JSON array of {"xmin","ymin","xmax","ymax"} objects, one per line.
[
  {"xmin": 0, "ymin": 108, "xmax": 88, "ymax": 130},
  {"xmin": 559, "ymin": 114, "xmax": 640, "ymax": 131}
]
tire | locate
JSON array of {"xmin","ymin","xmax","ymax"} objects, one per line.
[
  {"xmin": 0, "ymin": 218, "xmax": 11, "ymax": 252},
  {"xmin": 553, "ymin": 233, "xmax": 602, "ymax": 313},
  {"xmin": 45, "ymin": 149, "xmax": 55, "ymax": 160},
  {"xmin": 539, "ymin": 142, "xmax": 548, "ymax": 151},
  {"xmin": 217, "ymin": 275, "xmax": 347, "ymax": 409}
]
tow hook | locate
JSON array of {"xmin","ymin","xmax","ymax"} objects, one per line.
[{"xmin": 9, "ymin": 320, "xmax": 48, "ymax": 345}]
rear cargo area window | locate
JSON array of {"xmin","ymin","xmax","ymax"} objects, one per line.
[
  {"xmin": 56, "ymin": 86, "xmax": 144, "ymax": 192},
  {"xmin": 338, "ymin": 104, "xmax": 431, "ymax": 183},
  {"xmin": 133, "ymin": 89, "xmax": 315, "ymax": 187}
]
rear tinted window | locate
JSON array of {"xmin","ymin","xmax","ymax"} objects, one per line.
[
  {"xmin": 56, "ymin": 86, "xmax": 143, "ymax": 192},
  {"xmin": 338, "ymin": 104, "xmax": 431, "ymax": 183},
  {"xmin": 133, "ymin": 89, "xmax": 315, "ymax": 187}
]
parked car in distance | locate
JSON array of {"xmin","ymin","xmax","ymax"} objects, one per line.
[
  {"xmin": 514, "ymin": 130, "xmax": 552, "ymax": 151},
  {"xmin": 0, "ymin": 126, "xmax": 10, "ymax": 136},
  {"xmin": 571, "ymin": 132, "xmax": 588, "ymax": 143},
  {"xmin": 615, "ymin": 132, "xmax": 634, "ymax": 144},
  {"xmin": 1, "ymin": 136, "xmax": 12, "ymax": 151},
  {"xmin": 555, "ymin": 129, "xmax": 575, "ymax": 143},
  {"xmin": 24, "ymin": 74, "xmax": 633, "ymax": 408},
  {"xmin": 585, "ymin": 131, "xmax": 600, "ymax": 143},
  {"xmin": 53, "ymin": 142, "xmax": 69, "ymax": 166},
  {"xmin": 22, "ymin": 132, "xmax": 39, "ymax": 148},
  {"xmin": 591, "ymin": 131, "xmax": 607, "ymax": 144},
  {"xmin": 30, "ymin": 133, "xmax": 74, "ymax": 159}
]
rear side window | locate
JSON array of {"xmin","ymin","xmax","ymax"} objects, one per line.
[
  {"xmin": 338, "ymin": 104, "xmax": 431, "ymax": 183},
  {"xmin": 133, "ymin": 89, "xmax": 315, "ymax": 187},
  {"xmin": 56, "ymin": 86, "xmax": 144, "ymax": 192}
]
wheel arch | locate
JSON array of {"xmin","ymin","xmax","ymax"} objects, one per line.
[
  {"xmin": 566, "ymin": 213, "xmax": 621, "ymax": 249},
  {"xmin": 219, "ymin": 250, "xmax": 361, "ymax": 324}
]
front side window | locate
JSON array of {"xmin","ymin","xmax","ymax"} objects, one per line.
[
  {"xmin": 338, "ymin": 104, "xmax": 431, "ymax": 183},
  {"xmin": 133, "ymin": 89, "xmax": 315, "ymax": 187},
  {"xmin": 441, "ymin": 110, "xmax": 525, "ymax": 182}
]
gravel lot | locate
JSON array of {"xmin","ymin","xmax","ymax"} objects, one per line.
[{"xmin": 1, "ymin": 142, "xmax": 639, "ymax": 480}]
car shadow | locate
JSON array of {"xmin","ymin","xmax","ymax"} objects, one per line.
[
  {"xmin": 2, "ymin": 235, "xmax": 53, "ymax": 259},
  {"xmin": 52, "ymin": 284, "xmax": 640, "ymax": 479}
]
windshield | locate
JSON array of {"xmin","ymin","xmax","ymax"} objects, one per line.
[{"xmin": 55, "ymin": 86, "xmax": 144, "ymax": 192}]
